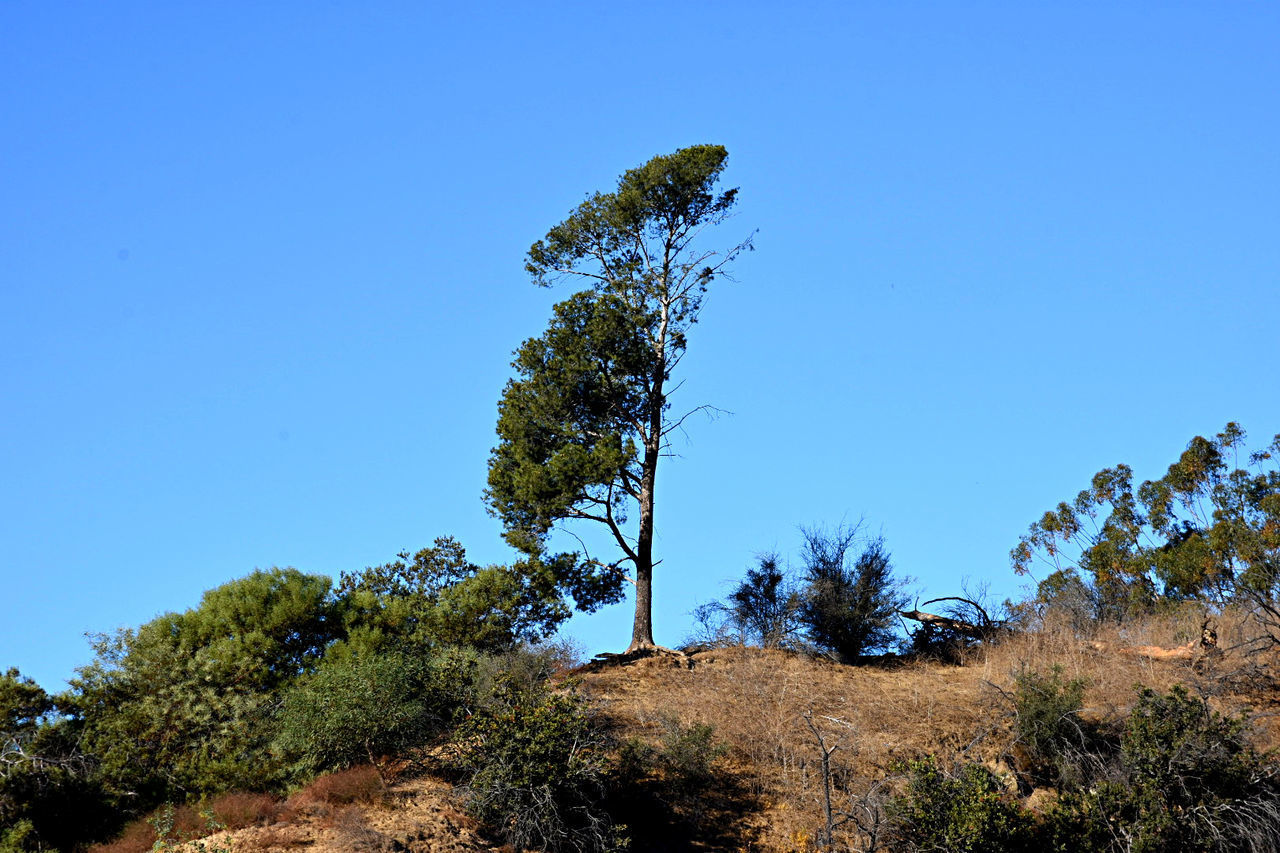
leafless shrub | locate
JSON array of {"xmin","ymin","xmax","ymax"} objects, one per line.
[{"xmin": 802, "ymin": 712, "xmax": 892, "ymax": 852}]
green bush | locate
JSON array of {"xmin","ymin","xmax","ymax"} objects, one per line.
[
  {"xmin": 454, "ymin": 678, "xmax": 624, "ymax": 852},
  {"xmin": 74, "ymin": 569, "xmax": 340, "ymax": 801},
  {"xmin": 1012, "ymin": 666, "xmax": 1092, "ymax": 787},
  {"xmin": 274, "ymin": 645, "xmax": 474, "ymax": 775},
  {"xmin": 888, "ymin": 756, "xmax": 1035, "ymax": 853},
  {"xmin": 726, "ymin": 554, "xmax": 802, "ymax": 648},
  {"xmin": 658, "ymin": 717, "xmax": 727, "ymax": 793},
  {"xmin": 1046, "ymin": 685, "xmax": 1280, "ymax": 853}
]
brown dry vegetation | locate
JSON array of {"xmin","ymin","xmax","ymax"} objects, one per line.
[
  {"xmin": 88, "ymin": 772, "xmax": 501, "ymax": 853},
  {"xmin": 92, "ymin": 608, "xmax": 1279, "ymax": 853},
  {"xmin": 579, "ymin": 605, "xmax": 1280, "ymax": 851}
]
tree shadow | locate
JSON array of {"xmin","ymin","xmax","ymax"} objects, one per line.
[{"xmin": 603, "ymin": 726, "xmax": 763, "ymax": 852}]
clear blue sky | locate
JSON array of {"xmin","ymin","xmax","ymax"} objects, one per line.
[{"xmin": 3, "ymin": 2, "xmax": 1277, "ymax": 690}]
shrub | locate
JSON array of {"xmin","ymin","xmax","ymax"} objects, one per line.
[
  {"xmin": 89, "ymin": 803, "xmax": 228, "ymax": 853},
  {"xmin": 454, "ymin": 678, "xmax": 624, "ymax": 852},
  {"xmin": 887, "ymin": 756, "xmax": 1035, "ymax": 853},
  {"xmin": 206, "ymin": 790, "xmax": 282, "ymax": 828},
  {"xmin": 84, "ymin": 817, "xmax": 154, "ymax": 853},
  {"xmin": 658, "ymin": 717, "xmax": 728, "ymax": 793},
  {"xmin": 297, "ymin": 765, "xmax": 386, "ymax": 806},
  {"xmin": 799, "ymin": 526, "xmax": 907, "ymax": 662},
  {"xmin": 275, "ymin": 645, "xmax": 473, "ymax": 775},
  {"xmin": 725, "ymin": 554, "xmax": 802, "ymax": 648},
  {"xmin": 74, "ymin": 569, "xmax": 339, "ymax": 802},
  {"xmin": 1011, "ymin": 666, "xmax": 1092, "ymax": 787},
  {"xmin": 1046, "ymin": 685, "xmax": 1280, "ymax": 852},
  {"xmin": 468, "ymin": 641, "xmax": 579, "ymax": 709}
]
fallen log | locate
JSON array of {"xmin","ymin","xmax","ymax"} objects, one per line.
[
  {"xmin": 897, "ymin": 609, "xmax": 991, "ymax": 639},
  {"xmin": 898, "ymin": 596, "xmax": 1004, "ymax": 640}
]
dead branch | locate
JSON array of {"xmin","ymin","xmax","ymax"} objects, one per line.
[{"xmin": 898, "ymin": 601, "xmax": 996, "ymax": 639}]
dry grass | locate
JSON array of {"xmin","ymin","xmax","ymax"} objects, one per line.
[
  {"xmin": 86, "ymin": 817, "xmax": 155, "ymax": 853},
  {"xmin": 576, "ymin": 608, "xmax": 1280, "ymax": 852},
  {"xmin": 87, "ymin": 803, "xmax": 215, "ymax": 853},
  {"xmin": 581, "ymin": 648, "xmax": 1005, "ymax": 850}
]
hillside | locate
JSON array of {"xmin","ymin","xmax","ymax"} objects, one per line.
[{"xmin": 121, "ymin": 609, "xmax": 1279, "ymax": 853}]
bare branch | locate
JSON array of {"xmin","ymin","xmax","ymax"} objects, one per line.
[{"xmin": 661, "ymin": 403, "xmax": 732, "ymax": 439}]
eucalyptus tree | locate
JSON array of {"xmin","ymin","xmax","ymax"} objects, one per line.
[
  {"xmin": 486, "ymin": 145, "xmax": 753, "ymax": 653},
  {"xmin": 1012, "ymin": 422, "xmax": 1280, "ymax": 620}
]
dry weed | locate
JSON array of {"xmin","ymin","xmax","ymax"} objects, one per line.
[
  {"xmin": 580, "ymin": 646, "xmax": 1002, "ymax": 851},
  {"xmin": 86, "ymin": 818, "xmax": 154, "ymax": 853},
  {"xmin": 329, "ymin": 806, "xmax": 397, "ymax": 851},
  {"xmin": 296, "ymin": 765, "xmax": 386, "ymax": 807},
  {"xmin": 207, "ymin": 791, "xmax": 283, "ymax": 829}
]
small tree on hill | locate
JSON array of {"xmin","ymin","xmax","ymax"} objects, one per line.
[
  {"xmin": 799, "ymin": 524, "xmax": 908, "ymax": 662},
  {"xmin": 727, "ymin": 553, "xmax": 802, "ymax": 648}
]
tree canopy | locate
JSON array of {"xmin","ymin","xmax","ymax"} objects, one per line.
[
  {"xmin": 336, "ymin": 535, "xmax": 612, "ymax": 653},
  {"xmin": 71, "ymin": 568, "xmax": 341, "ymax": 800},
  {"xmin": 1012, "ymin": 422, "xmax": 1280, "ymax": 620},
  {"xmin": 486, "ymin": 144, "xmax": 753, "ymax": 652}
]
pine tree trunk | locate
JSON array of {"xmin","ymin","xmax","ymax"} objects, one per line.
[
  {"xmin": 629, "ymin": 558, "xmax": 654, "ymax": 651},
  {"xmin": 627, "ymin": 439, "xmax": 659, "ymax": 651}
]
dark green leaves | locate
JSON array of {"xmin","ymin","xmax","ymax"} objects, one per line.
[
  {"xmin": 72, "ymin": 568, "xmax": 341, "ymax": 800},
  {"xmin": 525, "ymin": 144, "xmax": 738, "ymax": 292},
  {"xmin": 487, "ymin": 291, "xmax": 654, "ymax": 554}
]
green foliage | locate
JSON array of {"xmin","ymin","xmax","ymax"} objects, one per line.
[
  {"xmin": 1, "ymin": 669, "xmax": 112, "ymax": 850},
  {"xmin": 487, "ymin": 145, "xmax": 752, "ymax": 648},
  {"xmin": 1046, "ymin": 685, "xmax": 1280, "ymax": 853},
  {"xmin": 454, "ymin": 678, "xmax": 624, "ymax": 852},
  {"xmin": 145, "ymin": 803, "xmax": 234, "ymax": 853},
  {"xmin": 1013, "ymin": 424, "xmax": 1280, "ymax": 616},
  {"xmin": 338, "ymin": 536, "xmax": 595, "ymax": 652},
  {"xmin": 691, "ymin": 553, "xmax": 802, "ymax": 648},
  {"xmin": 727, "ymin": 554, "xmax": 802, "ymax": 648},
  {"xmin": 465, "ymin": 640, "xmax": 581, "ymax": 710},
  {"xmin": 73, "ymin": 568, "xmax": 342, "ymax": 802},
  {"xmin": 888, "ymin": 756, "xmax": 1035, "ymax": 853},
  {"xmin": 657, "ymin": 717, "xmax": 728, "ymax": 794},
  {"xmin": 1012, "ymin": 666, "xmax": 1091, "ymax": 787},
  {"xmin": 799, "ymin": 526, "xmax": 907, "ymax": 662},
  {"xmin": 487, "ymin": 291, "xmax": 656, "ymax": 556},
  {"xmin": 274, "ymin": 646, "xmax": 473, "ymax": 776},
  {"xmin": 0, "ymin": 821, "xmax": 36, "ymax": 853}
]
